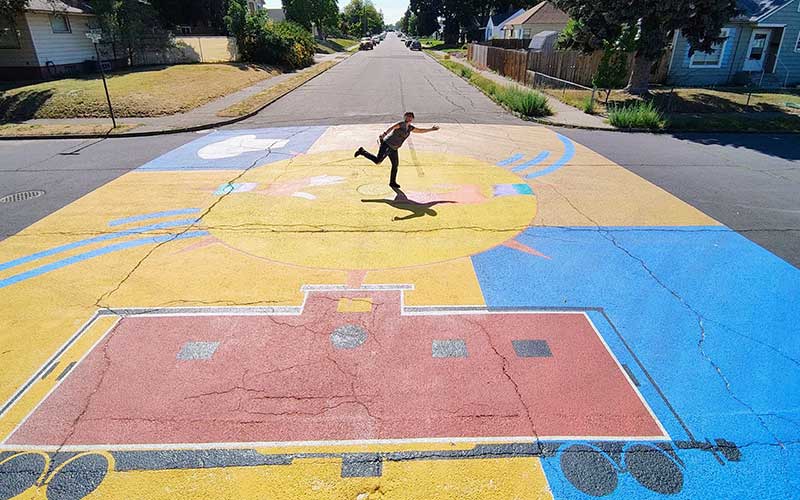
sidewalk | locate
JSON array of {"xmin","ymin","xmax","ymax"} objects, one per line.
[
  {"xmin": 441, "ymin": 52, "xmax": 613, "ymax": 129},
  {"xmin": 6, "ymin": 53, "xmax": 346, "ymax": 136}
]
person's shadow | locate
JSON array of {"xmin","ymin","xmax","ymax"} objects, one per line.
[{"xmin": 362, "ymin": 187, "xmax": 455, "ymax": 221}]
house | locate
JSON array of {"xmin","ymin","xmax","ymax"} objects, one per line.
[
  {"xmin": 484, "ymin": 8, "xmax": 525, "ymax": 41},
  {"xmin": 246, "ymin": 0, "xmax": 266, "ymax": 15},
  {"xmin": 265, "ymin": 8, "xmax": 286, "ymax": 22},
  {"xmin": 502, "ymin": 1, "xmax": 569, "ymax": 40},
  {"xmin": 667, "ymin": 0, "xmax": 800, "ymax": 87},
  {"xmin": 0, "ymin": 0, "xmax": 99, "ymax": 81}
]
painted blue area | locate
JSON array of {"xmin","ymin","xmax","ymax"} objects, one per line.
[
  {"xmin": 472, "ymin": 226, "xmax": 800, "ymax": 498},
  {"xmin": 137, "ymin": 127, "xmax": 327, "ymax": 171},
  {"xmin": 0, "ymin": 219, "xmax": 199, "ymax": 272},
  {"xmin": 525, "ymin": 134, "xmax": 575, "ymax": 179},
  {"xmin": 497, "ymin": 153, "xmax": 525, "ymax": 166},
  {"xmin": 108, "ymin": 209, "xmax": 201, "ymax": 227},
  {"xmin": 511, "ymin": 151, "xmax": 550, "ymax": 173},
  {"xmin": 0, "ymin": 231, "xmax": 208, "ymax": 289}
]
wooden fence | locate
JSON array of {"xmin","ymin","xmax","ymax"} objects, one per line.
[
  {"xmin": 467, "ymin": 43, "xmax": 670, "ymax": 88},
  {"xmin": 482, "ymin": 39, "xmax": 532, "ymax": 50}
]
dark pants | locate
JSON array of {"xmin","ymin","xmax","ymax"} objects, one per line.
[{"xmin": 361, "ymin": 141, "xmax": 400, "ymax": 185}]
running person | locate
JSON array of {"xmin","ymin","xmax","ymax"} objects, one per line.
[{"xmin": 354, "ymin": 112, "xmax": 440, "ymax": 189}]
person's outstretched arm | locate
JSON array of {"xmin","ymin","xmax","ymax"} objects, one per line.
[{"xmin": 412, "ymin": 125, "xmax": 440, "ymax": 134}]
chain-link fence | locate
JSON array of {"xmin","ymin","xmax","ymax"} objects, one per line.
[{"xmin": 527, "ymin": 71, "xmax": 598, "ymax": 113}]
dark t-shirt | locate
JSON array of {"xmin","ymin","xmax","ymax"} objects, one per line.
[{"xmin": 384, "ymin": 122, "xmax": 415, "ymax": 150}]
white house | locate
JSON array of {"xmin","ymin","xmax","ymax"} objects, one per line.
[
  {"xmin": 0, "ymin": 0, "xmax": 99, "ymax": 80},
  {"xmin": 484, "ymin": 9, "xmax": 525, "ymax": 41}
]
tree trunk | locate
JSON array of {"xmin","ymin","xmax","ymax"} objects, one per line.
[{"xmin": 626, "ymin": 51, "xmax": 654, "ymax": 95}]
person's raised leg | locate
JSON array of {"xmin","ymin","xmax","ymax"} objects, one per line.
[{"xmin": 357, "ymin": 142, "xmax": 388, "ymax": 164}]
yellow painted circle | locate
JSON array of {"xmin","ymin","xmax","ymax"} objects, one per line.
[{"xmin": 204, "ymin": 150, "xmax": 537, "ymax": 270}]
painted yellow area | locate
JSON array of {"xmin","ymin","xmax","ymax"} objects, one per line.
[
  {"xmin": 338, "ymin": 297, "xmax": 374, "ymax": 312},
  {"xmin": 202, "ymin": 150, "xmax": 538, "ymax": 270},
  {"xmin": 368, "ymin": 258, "xmax": 486, "ymax": 306},
  {"xmin": 32, "ymin": 456, "xmax": 550, "ymax": 499}
]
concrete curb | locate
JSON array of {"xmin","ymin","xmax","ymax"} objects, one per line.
[
  {"xmin": 426, "ymin": 52, "xmax": 800, "ymax": 136},
  {"xmin": 0, "ymin": 54, "xmax": 351, "ymax": 141}
]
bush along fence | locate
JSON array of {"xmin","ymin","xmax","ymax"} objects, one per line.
[{"xmin": 467, "ymin": 43, "xmax": 670, "ymax": 89}]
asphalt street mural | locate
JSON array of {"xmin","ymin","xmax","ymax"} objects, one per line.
[{"xmin": 0, "ymin": 124, "xmax": 797, "ymax": 499}]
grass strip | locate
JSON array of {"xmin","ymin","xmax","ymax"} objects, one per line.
[
  {"xmin": 435, "ymin": 58, "xmax": 552, "ymax": 118},
  {"xmin": 217, "ymin": 60, "xmax": 337, "ymax": 117},
  {"xmin": 0, "ymin": 123, "xmax": 139, "ymax": 136}
]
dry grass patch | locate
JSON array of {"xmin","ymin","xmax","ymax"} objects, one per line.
[
  {"xmin": 0, "ymin": 63, "xmax": 279, "ymax": 120},
  {"xmin": 217, "ymin": 61, "xmax": 337, "ymax": 117},
  {"xmin": 0, "ymin": 123, "xmax": 139, "ymax": 136}
]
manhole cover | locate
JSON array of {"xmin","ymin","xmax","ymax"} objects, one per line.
[{"xmin": 0, "ymin": 190, "xmax": 45, "ymax": 204}]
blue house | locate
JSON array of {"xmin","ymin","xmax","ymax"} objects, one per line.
[
  {"xmin": 667, "ymin": 0, "xmax": 800, "ymax": 87},
  {"xmin": 483, "ymin": 9, "xmax": 525, "ymax": 41}
]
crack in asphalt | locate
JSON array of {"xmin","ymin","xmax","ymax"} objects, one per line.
[
  {"xmin": 547, "ymin": 182, "xmax": 787, "ymax": 447},
  {"xmin": 465, "ymin": 317, "xmax": 541, "ymax": 446},
  {"xmin": 91, "ymin": 128, "xmax": 309, "ymax": 311}
]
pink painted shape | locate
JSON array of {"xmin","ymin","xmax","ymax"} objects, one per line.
[{"xmin": 503, "ymin": 239, "xmax": 550, "ymax": 259}]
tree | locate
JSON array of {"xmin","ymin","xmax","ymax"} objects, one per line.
[
  {"xmin": 552, "ymin": 0, "xmax": 736, "ymax": 93},
  {"xmin": 283, "ymin": 0, "xmax": 339, "ymax": 36},
  {"xmin": 0, "ymin": 0, "xmax": 28, "ymax": 21},
  {"xmin": 150, "ymin": 0, "xmax": 230, "ymax": 33},
  {"xmin": 341, "ymin": 0, "xmax": 383, "ymax": 36},
  {"xmin": 89, "ymin": 0, "xmax": 168, "ymax": 63}
]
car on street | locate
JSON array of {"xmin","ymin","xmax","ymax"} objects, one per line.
[
  {"xmin": 410, "ymin": 40, "xmax": 422, "ymax": 51},
  {"xmin": 405, "ymin": 39, "xmax": 413, "ymax": 48},
  {"xmin": 359, "ymin": 37, "xmax": 374, "ymax": 50}
]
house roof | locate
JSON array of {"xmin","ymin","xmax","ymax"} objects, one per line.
[
  {"xmin": 503, "ymin": 1, "xmax": 569, "ymax": 28},
  {"xmin": 735, "ymin": 0, "xmax": 793, "ymax": 19},
  {"xmin": 266, "ymin": 8, "xmax": 285, "ymax": 22},
  {"xmin": 26, "ymin": 0, "xmax": 94, "ymax": 15},
  {"xmin": 490, "ymin": 8, "xmax": 524, "ymax": 28}
]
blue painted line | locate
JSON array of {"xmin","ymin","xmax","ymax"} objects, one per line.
[
  {"xmin": 511, "ymin": 151, "xmax": 550, "ymax": 173},
  {"xmin": 0, "ymin": 219, "xmax": 200, "ymax": 272},
  {"xmin": 496, "ymin": 153, "xmax": 524, "ymax": 167},
  {"xmin": 525, "ymin": 134, "xmax": 576, "ymax": 179},
  {"xmin": 0, "ymin": 231, "xmax": 208, "ymax": 289},
  {"xmin": 108, "ymin": 209, "xmax": 201, "ymax": 227}
]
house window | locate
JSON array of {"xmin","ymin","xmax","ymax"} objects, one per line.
[
  {"xmin": 689, "ymin": 28, "xmax": 730, "ymax": 68},
  {"xmin": 50, "ymin": 13, "xmax": 71, "ymax": 33},
  {"xmin": 0, "ymin": 16, "xmax": 20, "ymax": 48}
]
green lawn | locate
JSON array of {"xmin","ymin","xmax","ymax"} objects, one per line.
[{"xmin": 0, "ymin": 63, "xmax": 278, "ymax": 120}]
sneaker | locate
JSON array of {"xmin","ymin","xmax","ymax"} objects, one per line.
[{"xmin": 354, "ymin": 147, "xmax": 364, "ymax": 158}]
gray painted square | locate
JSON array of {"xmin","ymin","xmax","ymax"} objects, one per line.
[
  {"xmin": 432, "ymin": 339, "xmax": 468, "ymax": 358},
  {"xmin": 341, "ymin": 454, "xmax": 382, "ymax": 477},
  {"xmin": 177, "ymin": 341, "xmax": 220, "ymax": 360},
  {"xmin": 512, "ymin": 339, "xmax": 552, "ymax": 358}
]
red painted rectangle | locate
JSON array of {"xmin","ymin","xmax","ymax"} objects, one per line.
[{"xmin": 7, "ymin": 291, "xmax": 665, "ymax": 446}]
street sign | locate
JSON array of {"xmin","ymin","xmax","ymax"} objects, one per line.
[{"xmin": 85, "ymin": 29, "xmax": 102, "ymax": 43}]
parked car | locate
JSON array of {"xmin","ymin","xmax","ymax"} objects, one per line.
[
  {"xmin": 360, "ymin": 37, "xmax": 374, "ymax": 50},
  {"xmin": 405, "ymin": 39, "xmax": 413, "ymax": 48},
  {"xmin": 410, "ymin": 40, "xmax": 422, "ymax": 51}
]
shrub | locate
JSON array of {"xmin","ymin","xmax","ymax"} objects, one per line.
[
  {"xmin": 495, "ymin": 86, "xmax": 552, "ymax": 117},
  {"xmin": 581, "ymin": 95, "xmax": 596, "ymax": 114},
  {"xmin": 608, "ymin": 101, "xmax": 666, "ymax": 129},
  {"xmin": 227, "ymin": 4, "xmax": 315, "ymax": 70}
]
